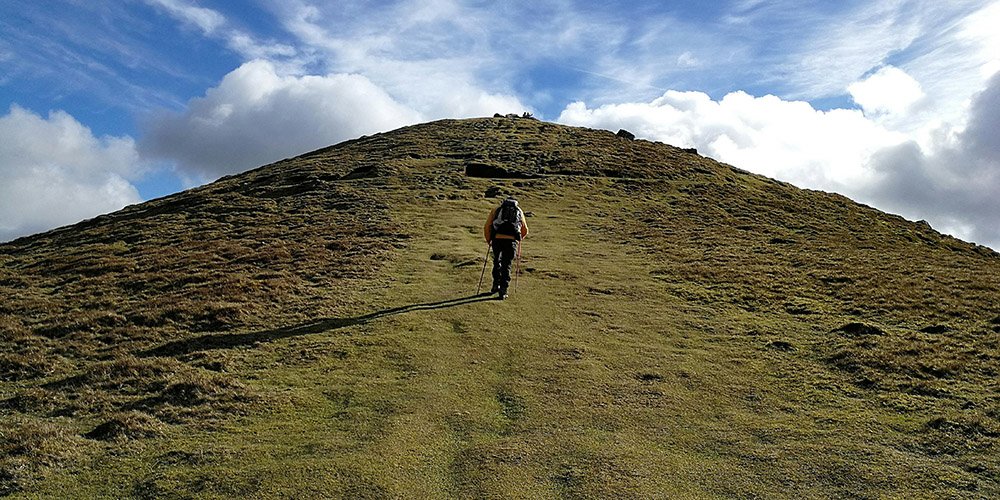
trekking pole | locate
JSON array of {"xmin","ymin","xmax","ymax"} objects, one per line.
[
  {"xmin": 514, "ymin": 241, "xmax": 522, "ymax": 293},
  {"xmin": 476, "ymin": 242, "xmax": 491, "ymax": 294}
]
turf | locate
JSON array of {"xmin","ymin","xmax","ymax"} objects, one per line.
[{"xmin": 1, "ymin": 117, "xmax": 999, "ymax": 497}]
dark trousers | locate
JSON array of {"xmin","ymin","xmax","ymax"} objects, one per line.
[{"xmin": 491, "ymin": 239, "xmax": 518, "ymax": 292}]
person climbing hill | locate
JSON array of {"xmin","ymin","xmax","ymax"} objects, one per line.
[{"xmin": 484, "ymin": 197, "xmax": 529, "ymax": 300}]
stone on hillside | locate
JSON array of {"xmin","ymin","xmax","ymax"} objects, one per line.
[
  {"xmin": 616, "ymin": 129, "xmax": 635, "ymax": 140},
  {"xmin": 484, "ymin": 186, "xmax": 503, "ymax": 198}
]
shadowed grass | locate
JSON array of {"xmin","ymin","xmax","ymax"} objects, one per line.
[{"xmin": 144, "ymin": 294, "xmax": 496, "ymax": 357}]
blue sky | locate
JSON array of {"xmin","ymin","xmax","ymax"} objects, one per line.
[{"xmin": 2, "ymin": 0, "xmax": 999, "ymax": 248}]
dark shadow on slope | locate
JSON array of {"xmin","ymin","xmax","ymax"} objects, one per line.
[{"xmin": 143, "ymin": 293, "xmax": 496, "ymax": 357}]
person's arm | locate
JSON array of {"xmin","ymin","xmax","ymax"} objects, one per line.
[
  {"xmin": 483, "ymin": 208, "xmax": 496, "ymax": 243},
  {"xmin": 519, "ymin": 209, "xmax": 529, "ymax": 239}
]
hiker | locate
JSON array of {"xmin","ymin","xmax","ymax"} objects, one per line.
[{"xmin": 484, "ymin": 197, "xmax": 529, "ymax": 299}]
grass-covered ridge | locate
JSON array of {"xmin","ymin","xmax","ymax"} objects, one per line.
[{"xmin": 2, "ymin": 117, "xmax": 999, "ymax": 497}]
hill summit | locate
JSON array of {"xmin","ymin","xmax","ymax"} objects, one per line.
[{"xmin": 2, "ymin": 117, "xmax": 999, "ymax": 497}]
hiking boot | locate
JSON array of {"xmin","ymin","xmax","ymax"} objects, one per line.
[
  {"xmin": 490, "ymin": 284, "xmax": 500, "ymax": 294},
  {"xmin": 498, "ymin": 289, "xmax": 508, "ymax": 300}
]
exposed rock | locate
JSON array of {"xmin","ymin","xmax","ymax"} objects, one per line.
[
  {"xmin": 681, "ymin": 147, "xmax": 698, "ymax": 155},
  {"xmin": 484, "ymin": 186, "xmax": 503, "ymax": 198},
  {"xmin": 616, "ymin": 129, "xmax": 635, "ymax": 140}
]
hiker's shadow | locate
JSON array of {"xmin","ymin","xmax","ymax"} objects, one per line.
[{"xmin": 143, "ymin": 293, "xmax": 496, "ymax": 357}]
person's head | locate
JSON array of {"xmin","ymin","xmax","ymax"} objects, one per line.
[{"xmin": 504, "ymin": 196, "xmax": 518, "ymax": 206}]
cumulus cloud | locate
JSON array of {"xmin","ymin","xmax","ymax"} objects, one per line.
[
  {"xmin": 142, "ymin": 1, "xmax": 529, "ymax": 181},
  {"xmin": 862, "ymin": 71, "xmax": 1000, "ymax": 247},
  {"xmin": 141, "ymin": 59, "xmax": 423, "ymax": 180},
  {"xmin": 558, "ymin": 90, "xmax": 904, "ymax": 189},
  {"xmin": 848, "ymin": 66, "xmax": 926, "ymax": 117},
  {"xmin": 0, "ymin": 106, "xmax": 142, "ymax": 241},
  {"xmin": 557, "ymin": 69, "xmax": 1000, "ymax": 249}
]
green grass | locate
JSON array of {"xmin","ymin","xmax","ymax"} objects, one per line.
[{"xmin": 2, "ymin": 117, "xmax": 999, "ymax": 497}]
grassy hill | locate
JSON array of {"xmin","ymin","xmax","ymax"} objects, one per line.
[{"xmin": 2, "ymin": 116, "xmax": 999, "ymax": 497}]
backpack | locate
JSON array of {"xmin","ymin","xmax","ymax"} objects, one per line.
[{"xmin": 491, "ymin": 199, "xmax": 522, "ymax": 240}]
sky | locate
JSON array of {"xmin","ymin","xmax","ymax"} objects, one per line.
[{"xmin": 1, "ymin": 0, "xmax": 999, "ymax": 248}]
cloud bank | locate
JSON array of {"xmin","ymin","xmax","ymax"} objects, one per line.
[
  {"xmin": 558, "ymin": 65, "xmax": 1000, "ymax": 248},
  {"xmin": 558, "ymin": 89, "xmax": 905, "ymax": 191},
  {"xmin": 141, "ymin": 59, "xmax": 525, "ymax": 181},
  {"xmin": 0, "ymin": 106, "xmax": 142, "ymax": 241},
  {"xmin": 140, "ymin": 60, "xmax": 420, "ymax": 181},
  {"xmin": 863, "ymin": 71, "xmax": 1000, "ymax": 246}
]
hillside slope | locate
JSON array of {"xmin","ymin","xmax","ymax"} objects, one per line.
[{"xmin": 2, "ymin": 117, "xmax": 999, "ymax": 497}]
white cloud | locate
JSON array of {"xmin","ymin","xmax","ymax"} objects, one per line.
[
  {"xmin": 146, "ymin": 0, "xmax": 297, "ymax": 62},
  {"xmin": 140, "ymin": 59, "xmax": 424, "ymax": 181},
  {"xmin": 0, "ymin": 106, "xmax": 142, "ymax": 241},
  {"xmin": 558, "ymin": 90, "xmax": 905, "ymax": 189},
  {"xmin": 557, "ymin": 67, "xmax": 1000, "ymax": 250},
  {"xmin": 553, "ymin": 1, "xmax": 1000, "ymax": 249},
  {"xmin": 279, "ymin": 1, "xmax": 530, "ymax": 117},
  {"xmin": 863, "ymin": 71, "xmax": 1000, "ymax": 248},
  {"xmin": 776, "ymin": 1, "xmax": 925, "ymax": 98},
  {"xmin": 145, "ymin": 0, "xmax": 224, "ymax": 35},
  {"xmin": 848, "ymin": 66, "xmax": 926, "ymax": 117},
  {"xmin": 676, "ymin": 52, "xmax": 699, "ymax": 68},
  {"xmin": 957, "ymin": 1, "xmax": 1000, "ymax": 76},
  {"xmin": 226, "ymin": 31, "xmax": 297, "ymax": 60}
]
